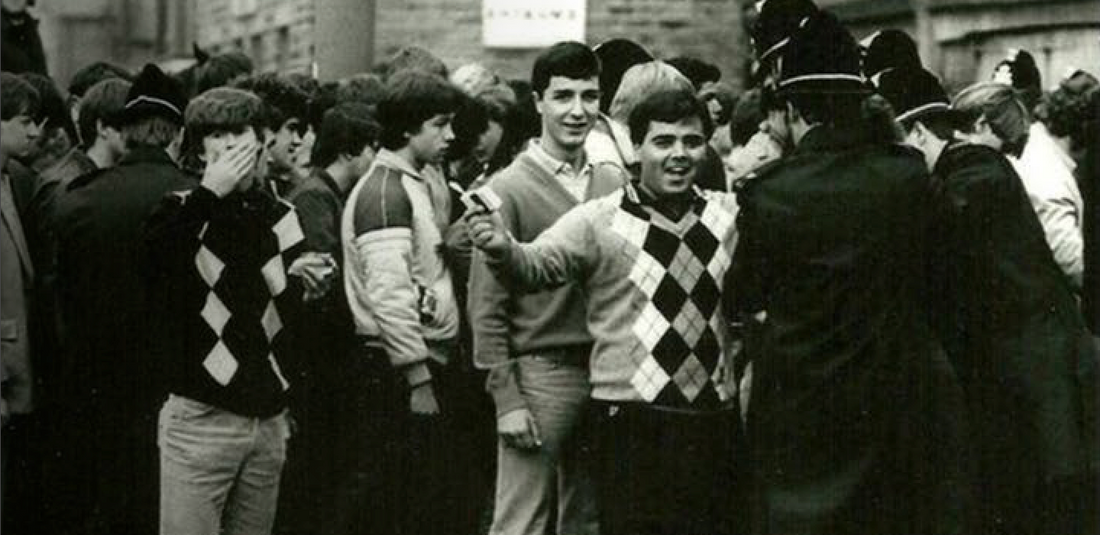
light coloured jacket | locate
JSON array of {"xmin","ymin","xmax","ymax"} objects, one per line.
[
  {"xmin": 1011, "ymin": 121, "xmax": 1084, "ymax": 289},
  {"xmin": 342, "ymin": 150, "xmax": 458, "ymax": 386}
]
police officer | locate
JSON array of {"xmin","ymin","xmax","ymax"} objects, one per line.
[
  {"xmin": 732, "ymin": 12, "xmax": 968, "ymax": 535},
  {"xmin": 48, "ymin": 65, "xmax": 194, "ymax": 535},
  {"xmin": 879, "ymin": 65, "xmax": 1099, "ymax": 535}
]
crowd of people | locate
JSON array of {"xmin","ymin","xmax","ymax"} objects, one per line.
[{"xmin": 1, "ymin": 0, "xmax": 1098, "ymax": 534}]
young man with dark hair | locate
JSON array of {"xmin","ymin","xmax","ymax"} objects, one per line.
[
  {"xmin": 278, "ymin": 102, "xmax": 380, "ymax": 535},
  {"xmin": 49, "ymin": 63, "xmax": 193, "ymax": 535},
  {"xmin": 467, "ymin": 40, "xmax": 624, "ymax": 535},
  {"xmin": 468, "ymin": 88, "xmax": 746, "ymax": 535},
  {"xmin": 1, "ymin": 70, "xmax": 42, "ymax": 535},
  {"xmin": 67, "ymin": 61, "xmax": 132, "ymax": 134},
  {"xmin": 666, "ymin": 55, "xmax": 722, "ymax": 92},
  {"xmin": 33, "ymin": 78, "xmax": 131, "ymax": 238},
  {"xmin": 341, "ymin": 69, "xmax": 464, "ymax": 535},
  {"xmin": 732, "ymin": 13, "xmax": 968, "ymax": 534},
  {"xmin": 880, "ymin": 66, "xmax": 1098, "ymax": 535},
  {"xmin": 233, "ymin": 72, "xmax": 310, "ymax": 197},
  {"xmin": 25, "ymin": 79, "xmax": 132, "ymax": 470},
  {"xmin": 145, "ymin": 86, "xmax": 332, "ymax": 535}
]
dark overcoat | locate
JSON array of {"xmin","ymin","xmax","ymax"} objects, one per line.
[
  {"xmin": 930, "ymin": 143, "xmax": 1098, "ymax": 535},
  {"xmin": 733, "ymin": 126, "xmax": 971, "ymax": 535}
]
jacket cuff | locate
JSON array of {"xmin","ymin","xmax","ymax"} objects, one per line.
[
  {"xmin": 486, "ymin": 364, "xmax": 526, "ymax": 417},
  {"xmin": 404, "ymin": 361, "xmax": 432, "ymax": 388}
]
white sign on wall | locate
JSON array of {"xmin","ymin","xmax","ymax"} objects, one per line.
[{"xmin": 482, "ymin": 0, "xmax": 587, "ymax": 48}]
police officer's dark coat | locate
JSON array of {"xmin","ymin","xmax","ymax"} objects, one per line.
[
  {"xmin": 733, "ymin": 125, "xmax": 970, "ymax": 535},
  {"xmin": 46, "ymin": 146, "xmax": 195, "ymax": 532},
  {"xmin": 929, "ymin": 142, "xmax": 1098, "ymax": 534}
]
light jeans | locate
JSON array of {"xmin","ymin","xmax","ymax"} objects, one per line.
[
  {"xmin": 158, "ymin": 394, "xmax": 289, "ymax": 535},
  {"xmin": 489, "ymin": 354, "xmax": 598, "ymax": 535}
]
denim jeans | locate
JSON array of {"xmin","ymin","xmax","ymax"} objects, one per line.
[
  {"xmin": 158, "ymin": 394, "xmax": 289, "ymax": 535},
  {"xmin": 489, "ymin": 353, "xmax": 598, "ymax": 535}
]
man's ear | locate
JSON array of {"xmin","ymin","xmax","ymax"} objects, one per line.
[
  {"xmin": 95, "ymin": 118, "xmax": 110, "ymax": 141},
  {"xmin": 783, "ymin": 101, "xmax": 800, "ymax": 124},
  {"xmin": 533, "ymin": 90, "xmax": 544, "ymax": 116}
]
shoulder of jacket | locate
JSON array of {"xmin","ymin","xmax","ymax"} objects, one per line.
[{"xmin": 65, "ymin": 167, "xmax": 112, "ymax": 192}]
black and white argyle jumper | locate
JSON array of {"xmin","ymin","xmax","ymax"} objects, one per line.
[{"xmin": 612, "ymin": 187, "xmax": 736, "ymax": 410}]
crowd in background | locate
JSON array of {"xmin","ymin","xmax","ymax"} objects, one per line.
[{"xmin": 1, "ymin": 0, "xmax": 1099, "ymax": 534}]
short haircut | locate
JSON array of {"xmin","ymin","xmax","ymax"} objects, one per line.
[
  {"xmin": 952, "ymin": 82, "xmax": 1030, "ymax": 157},
  {"xmin": 122, "ymin": 116, "xmax": 180, "ymax": 149},
  {"xmin": 700, "ymin": 81, "xmax": 738, "ymax": 125},
  {"xmin": 593, "ymin": 38, "xmax": 653, "ymax": 113},
  {"xmin": 375, "ymin": 70, "xmax": 463, "ymax": 150},
  {"xmin": 21, "ymin": 73, "xmax": 77, "ymax": 141},
  {"xmin": 184, "ymin": 87, "xmax": 265, "ymax": 143},
  {"xmin": 728, "ymin": 88, "xmax": 764, "ymax": 146},
  {"xmin": 231, "ymin": 73, "xmax": 309, "ymax": 132},
  {"xmin": 78, "ymin": 78, "xmax": 132, "ymax": 149},
  {"xmin": 380, "ymin": 46, "xmax": 448, "ymax": 79},
  {"xmin": 449, "ymin": 94, "xmax": 490, "ymax": 161},
  {"xmin": 476, "ymin": 84, "xmax": 515, "ymax": 123},
  {"xmin": 310, "ymin": 103, "xmax": 380, "ymax": 168},
  {"xmin": 666, "ymin": 56, "xmax": 722, "ymax": 91},
  {"xmin": 531, "ymin": 41, "xmax": 601, "ymax": 96},
  {"xmin": 336, "ymin": 73, "xmax": 385, "ymax": 108},
  {"xmin": 1, "ymin": 72, "xmax": 41, "ymax": 120},
  {"xmin": 195, "ymin": 51, "xmax": 253, "ymax": 95},
  {"xmin": 450, "ymin": 63, "xmax": 500, "ymax": 96},
  {"xmin": 308, "ymin": 82, "xmax": 340, "ymax": 131},
  {"xmin": 784, "ymin": 92, "xmax": 903, "ymax": 144},
  {"xmin": 627, "ymin": 89, "xmax": 714, "ymax": 145},
  {"xmin": 1036, "ymin": 85, "xmax": 1094, "ymax": 142},
  {"xmin": 68, "ymin": 61, "xmax": 133, "ymax": 98},
  {"xmin": 610, "ymin": 61, "xmax": 695, "ymax": 125},
  {"xmin": 898, "ymin": 111, "xmax": 956, "ymax": 142}
]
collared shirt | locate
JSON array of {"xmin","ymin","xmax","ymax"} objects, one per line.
[{"xmin": 528, "ymin": 140, "xmax": 593, "ymax": 203}]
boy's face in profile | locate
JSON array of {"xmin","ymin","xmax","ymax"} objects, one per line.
[
  {"xmin": 267, "ymin": 117, "xmax": 304, "ymax": 173},
  {"xmin": 407, "ymin": 113, "xmax": 454, "ymax": 167},
  {"xmin": 201, "ymin": 126, "xmax": 264, "ymax": 192},
  {"xmin": 0, "ymin": 111, "xmax": 41, "ymax": 161}
]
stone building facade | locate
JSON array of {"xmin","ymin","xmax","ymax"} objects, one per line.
[
  {"xmin": 819, "ymin": 0, "xmax": 1100, "ymax": 91},
  {"xmin": 192, "ymin": 0, "xmax": 749, "ymax": 85}
]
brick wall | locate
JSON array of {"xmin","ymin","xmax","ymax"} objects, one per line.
[
  {"xmin": 195, "ymin": 0, "xmax": 315, "ymax": 74},
  {"xmin": 196, "ymin": 0, "xmax": 750, "ymax": 87},
  {"xmin": 374, "ymin": 0, "xmax": 749, "ymax": 88}
]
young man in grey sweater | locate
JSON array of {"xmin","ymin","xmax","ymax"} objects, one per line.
[{"xmin": 467, "ymin": 41, "xmax": 627, "ymax": 535}]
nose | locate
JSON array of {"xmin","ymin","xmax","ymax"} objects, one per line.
[
  {"xmin": 567, "ymin": 95, "xmax": 585, "ymax": 117},
  {"xmin": 443, "ymin": 123, "xmax": 455, "ymax": 142},
  {"xmin": 757, "ymin": 120, "xmax": 769, "ymax": 134},
  {"xmin": 671, "ymin": 140, "xmax": 689, "ymax": 158}
]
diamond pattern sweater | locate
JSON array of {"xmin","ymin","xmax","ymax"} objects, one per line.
[
  {"xmin": 146, "ymin": 186, "xmax": 306, "ymax": 417},
  {"xmin": 489, "ymin": 184, "xmax": 740, "ymax": 411}
]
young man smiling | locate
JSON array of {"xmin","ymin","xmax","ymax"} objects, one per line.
[
  {"xmin": 341, "ymin": 69, "xmax": 465, "ymax": 535},
  {"xmin": 468, "ymin": 41, "xmax": 627, "ymax": 535},
  {"xmin": 467, "ymin": 88, "xmax": 746, "ymax": 535}
]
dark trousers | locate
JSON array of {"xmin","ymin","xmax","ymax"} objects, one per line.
[
  {"xmin": 2, "ymin": 414, "xmax": 41, "ymax": 535},
  {"xmin": 591, "ymin": 401, "xmax": 749, "ymax": 535},
  {"xmin": 293, "ymin": 345, "xmax": 473, "ymax": 535}
]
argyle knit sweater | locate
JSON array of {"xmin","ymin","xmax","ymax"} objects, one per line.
[
  {"xmin": 488, "ymin": 184, "xmax": 740, "ymax": 410},
  {"xmin": 145, "ymin": 186, "xmax": 306, "ymax": 417}
]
